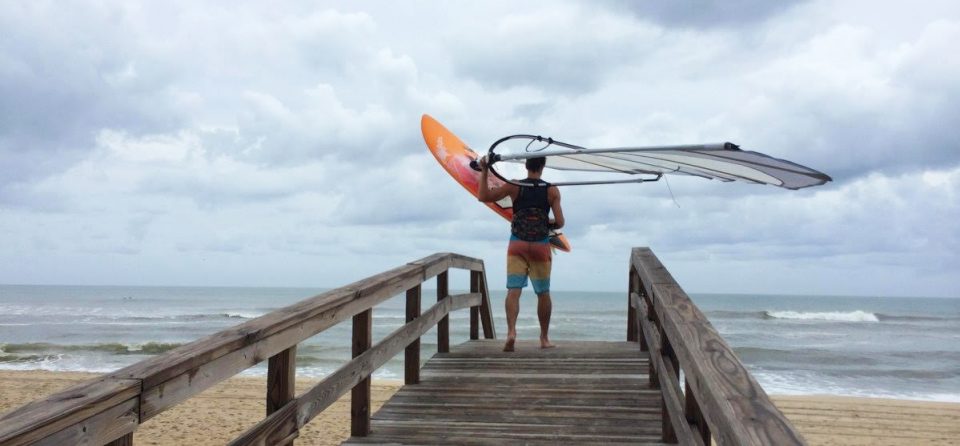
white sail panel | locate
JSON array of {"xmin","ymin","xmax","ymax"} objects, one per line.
[{"xmin": 498, "ymin": 142, "xmax": 830, "ymax": 190}]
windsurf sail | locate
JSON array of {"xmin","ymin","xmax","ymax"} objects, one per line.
[{"xmin": 482, "ymin": 135, "xmax": 832, "ymax": 190}]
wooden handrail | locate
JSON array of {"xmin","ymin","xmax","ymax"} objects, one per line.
[
  {"xmin": 0, "ymin": 252, "xmax": 495, "ymax": 446},
  {"xmin": 628, "ymin": 247, "xmax": 805, "ymax": 445}
]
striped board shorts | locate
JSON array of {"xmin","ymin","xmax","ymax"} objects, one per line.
[{"xmin": 506, "ymin": 235, "xmax": 552, "ymax": 294}]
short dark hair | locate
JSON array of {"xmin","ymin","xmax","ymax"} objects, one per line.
[{"xmin": 526, "ymin": 156, "xmax": 546, "ymax": 172}]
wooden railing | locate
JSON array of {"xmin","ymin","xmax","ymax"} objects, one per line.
[
  {"xmin": 627, "ymin": 247, "xmax": 805, "ymax": 445},
  {"xmin": 0, "ymin": 252, "xmax": 496, "ymax": 446}
]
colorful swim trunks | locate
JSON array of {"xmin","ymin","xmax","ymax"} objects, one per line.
[{"xmin": 506, "ymin": 235, "xmax": 552, "ymax": 294}]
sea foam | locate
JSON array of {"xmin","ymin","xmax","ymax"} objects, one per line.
[{"xmin": 764, "ymin": 310, "xmax": 880, "ymax": 322}]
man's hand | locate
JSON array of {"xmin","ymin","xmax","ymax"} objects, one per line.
[{"xmin": 478, "ymin": 155, "xmax": 489, "ymax": 171}]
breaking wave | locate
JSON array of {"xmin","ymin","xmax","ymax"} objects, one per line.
[
  {"xmin": 764, "ymin": 310, "xmax": 880, "ymax": 322},
  {"xmin": 0, "ymin": 342, "xmax": 184, "ymax": 356}
]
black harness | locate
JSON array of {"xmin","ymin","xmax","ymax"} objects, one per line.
[{"xmin": 511, "ymin": 179, "xmax": 551, "ymax": 241}]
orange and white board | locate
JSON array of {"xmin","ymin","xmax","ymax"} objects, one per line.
[{"xmin": 421, "ymin": 114, "xmax": 571, "ymax": 252}]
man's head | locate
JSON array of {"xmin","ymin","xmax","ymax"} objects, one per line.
[{"xmin": 526, "ymin": 156, "xmax": 547, "ymax": 173}]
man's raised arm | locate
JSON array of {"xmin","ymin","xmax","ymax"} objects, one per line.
[{"xmin": 477, "ymin": 156, "xmax": 513, "ymax": 203}]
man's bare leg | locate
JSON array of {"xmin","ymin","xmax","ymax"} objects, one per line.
[
  {"xmin": 504, "ymin": 289, "xmax": 521, "ymax": 352},
  {"xmin": 537, "ymin": 292, "xmax": 555, "ymax": 349}
]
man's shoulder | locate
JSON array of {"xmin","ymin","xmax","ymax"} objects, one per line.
[{"xmin": 548, "ymin": 184, "xmax": 561, "ymax": 198}]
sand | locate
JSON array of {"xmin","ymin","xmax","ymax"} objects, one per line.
[
  {"xmin": 0, "ymin": 371, "xmax": 400, "ymax": 445},
  {"xmin": 1, "ymin": 371, "xmax": 959, "ymax": 445},
  {"xmin": 772, "ymin": 395, "xmax": 960, "ymax": 446}
]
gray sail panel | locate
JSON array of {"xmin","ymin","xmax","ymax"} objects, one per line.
[{"xmin": 504, "ymin": 146, "xmax": 830, "ymax": 189}]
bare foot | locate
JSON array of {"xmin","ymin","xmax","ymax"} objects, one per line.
[
  {"xmin": 503, "ymin": 337, "xmax": 516, "ymax": 352},
  {"xmin": 540, "ymin": 338, "xmax": 556, "ymax": 349}
]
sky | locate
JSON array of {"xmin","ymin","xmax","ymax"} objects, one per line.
[{"xmin": 1, "ymin": 1, "xmax": 958, "ymax": 297}]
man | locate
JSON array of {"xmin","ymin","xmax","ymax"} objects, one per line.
[{"xmin": 478, "ymin": 155, "xmax": 564, "ymax": 352}]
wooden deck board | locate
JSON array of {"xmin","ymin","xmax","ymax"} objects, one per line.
[{"xmin": 343, "ymin": 339, "xmax": 666, "ymax": 445}]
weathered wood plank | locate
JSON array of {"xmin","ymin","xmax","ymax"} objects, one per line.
[
  {"xmin": 631, "ymin": 247, "xmax": 679, "ymax": 294},
  {"xmin": 427, "ymin": 356, "xmax": 646, "ymax": 362},
  {"xmin": 653, "ymin": 282, "xmax": 804, "ymax": 445},
  {"xmin": 0, "ymin": 377, "xmax": 140, "ymax": 446},
  {"xmin": 230, "ymin": 293, "xmax": 480, "ymax": 444},
  {"xmin": 447, "ymin": 253, "xmax": 484, "ymax": 271},
  {"xmin": 406, "ymin": 252, "xmax": 450, "ymax": 280},
  {"xmin": 34, "ymin": 397, "xmax": 138, "ymax": 446},
  {"xmin": 104, "ymin": 432, "xmax": 134, "ymax": 446},
  {"xmin": 395, "ymin": 386, "xmax": 661, "ymax": 398},
  {"xmin": 637, "ymin": 291, "xmax": 703, "ymax": 446},
  {"xmin": 628, "ymin": 269, "xmax": 639, "ymax": 342},
  {"xmin": 347, "ymin": 339, "xmax": 661, "ymax": 446},
  {"xmin": 365, "ymin": 425, "xmax": 661, "ymax": 441},
  {"xmin": 298, "ymin": 293, "xmax": 479, "ymax": 424},
  {"xmin": 424, "ymin": 361, "xmax": 645, "ymax": 369},
  {"xmin": 404, "ymin": 285, "xmax": 421, "ymax": 385},
  {"xmin": 352, "ymin": 308, "xmax": 373, "ymax": 437},
  {"xmin": 365, "ymin": 418, "xmax": 663, "ymax": 435},
  {"xmin": 267, "ymin": 346, "xmax": 296, "ymax": 415},
  {"xmin": 373, "ymin": 405, "xmax": 657, "ymax": 419},
  {"xmin": 347, "ymin": 434, "xmax": 662, "ymax": 446},
  {"xmin": 386, "ymin": 396, "xmax": 660, "ymax": 408},
  {"xmin": 440, "ymin": 340, "xmax": 644, "ymax": 358},
  {"xmin": 116, "ymin": 250, "xmax": 468, "ymax": 393},
  {"xmin": 687, "ymin": 379, "xmax": 711, "ymax": 443},
  {"xmin": 3, "ymin": 252, "xmax": 490, "ymax": 446},
  {"xmin": 477, "ymin": 269, "xmax": 496, "ymax": 339},
  {"xmin": 110, "ymin": 287, "xmax": 359, "ymax": 389},
  {"xmin": 469, "ymin": 270, "xmax": 480, "ymax": 340},
  {"xmin": 135, "ymin": 266, "xmax": 429, "ymax": 421},
  {"xmin": 436, "ymin": 271, "xmax": 449, "ymax": 353}
]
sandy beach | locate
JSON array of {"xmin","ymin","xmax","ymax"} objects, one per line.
[
  {"xmin": 0, "ymin": 371, "xmax": 400, "ymax": 445},
  {"xmin": 1, "ymin": 371, "xmax": 959, "ymax": 445}
]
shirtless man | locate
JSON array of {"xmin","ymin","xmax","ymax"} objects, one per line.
[{"xmin": 477, "ymin": 156, "xmax": 564, "ymax": 352}]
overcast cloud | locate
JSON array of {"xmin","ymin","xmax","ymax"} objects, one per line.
[{"xmin": 1, "ymin": 0, "xmax": 958, "ymax": 297}]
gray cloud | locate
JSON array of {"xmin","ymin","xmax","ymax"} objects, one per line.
[
  {"xmin": 596, "ymin": 0, "xmax": 808, "ymax": 28},
  {"xmin": 449, "ymin": 4, "xmax": 663, "ymax": 94},
  {"xmin": 1, "ymin": 1, "xmax": 958, "ymax": 297}
]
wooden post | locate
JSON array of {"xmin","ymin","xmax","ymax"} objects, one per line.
[
  {"xmin": 661, "ymin": 391, "xmax": 677, "ymax": 443},
  {"xmin": 661, "ymin": 326, "xmax": 679, "ymax": 443},
  {"xmin": 478, "ymin": 270, "xmax": 496, "ymax": 339},
  {"xmin": 648, "ymin": 303, "xmax": 660, "ymax": 388},
  {"xmin": 636, "ymin": 272, "xmax": 648, "ymax": 352},
  {"xmin": 437, "ymin": 271, "xmax": 449, "ymax": 353},
  {"xmin": 686, "ymin": 379, "xmax": 711, "ymax": 443},
  {"xmin": 267, "ymin": 346, "xmax": 296, "ymax": 415},
  {"xmin": 628, "ymin": 270, "xmax": 638, "ymax": 342},
  {"xmin": 106, "ymin": 433, "xmax": 133, "ymax": 446},
  {"xmin": 405, "ymin": 285, "xmax": 421, "ymax": 385},
  {"xmin": 662, "ymin": 326, "xmax": 680, "ymax": 379},
  {"xmin": 351, "ymin": 309, "xmax": 372, "ymax": 437},
  {"xmin": 469, "ymin": 271, "xmax": 480, "ymax": 340}
]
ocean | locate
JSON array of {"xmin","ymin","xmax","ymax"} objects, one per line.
[{"xmin": 1, "ymin": 285, "xmax": 958, "ymax": 402}]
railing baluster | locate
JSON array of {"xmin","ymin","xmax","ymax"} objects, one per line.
[
  {"xmin": 648, "ymin": 301, "xmax": 660, "ymax": 388},
  {"xmin": 658, "ymin": 312, "xmax": 679, "ymax": 443},
  {"xmin": 469, "ymin": 271, "xmax": 480, "ymax": 340},
  {"xmin": 686, "ymin": 379, "xmax": 711, "ymax": 443},
  {"xmin": 636, "ymin": 271, "xmax": 648, "ymax": 352},
  {"xmin": 106, "ymin": 433, "xmax": 133, "ymax": 446},
  {"xmin": 405, "ymin": 285, "xmax": 422, "ymax": 385},
  {"xmin": 267, "ymin": 346, "xmax": 297, "ymax": 415},
  {"xmin": 351, "ymin": 309, "xmax": 373, "ymax": 437},
  {"xmin": 628, "ymin": 270, "xmax": 639, "ymax": 342},
  {"xmin": 437, "ymin": 271, "xmax": 449, "ymax": 353},
  {"xmin": 478, "ymin": 270, "xmax": 496, "ymax": 339}
]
